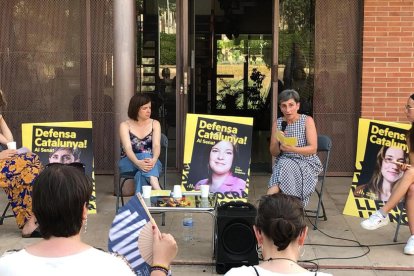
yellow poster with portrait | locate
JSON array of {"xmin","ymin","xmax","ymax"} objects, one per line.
[
  {"xmin": 343, "ymin": 118, "xmax": 410, "ymax": 224},
  {"xmin": 181, "ymin": 114, "xmax": 253, "ymax": 205},
  {"xmin": 21, "ymin": 121, "xmax": 96, "ymax": 213}
]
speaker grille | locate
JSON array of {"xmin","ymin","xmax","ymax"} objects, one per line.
[{"xmin": 222, "ymin": 222, "xmax": 255, "ymax": 255}]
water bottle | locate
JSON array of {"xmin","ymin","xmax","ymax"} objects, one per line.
[{"xmin": 182, "ymin": 213, "xmax": 194, "ymax": 242}]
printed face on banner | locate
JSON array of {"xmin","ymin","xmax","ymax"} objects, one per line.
[
  {"xmin": 380, "ymin": 147, "xmax": 405, "ymax": 184},
  {"xmin": 343, "ymin": 118, "xmax": 410, "ymax": 224},
  {"xmin": 209, "ymin": 141, "xmax": 234, "ymax": 175},
  {"xmin": 49, "ymin": 148, "xmax": 78, "ymax": 164}
]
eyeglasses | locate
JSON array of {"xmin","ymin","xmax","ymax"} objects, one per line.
[
  {"xmin": 45, "ymin": 162, "xmax": 86, "ymax": 173},
  {"xmin": 405, "ymin": 105, "xmax": 414, "ymax": 110}
]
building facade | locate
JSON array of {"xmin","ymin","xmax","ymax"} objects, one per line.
[{"xmin": 0, "ymin": 0, "xmax": 412, "ymax": 175}]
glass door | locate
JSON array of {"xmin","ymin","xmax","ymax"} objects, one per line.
[
  {"xmin": 136, "ymin": 0, "xmax": 178, "ymax": 168},
  {"xmin": 189, "ymin": 0, "xmax": 274, "ymax": 172}
]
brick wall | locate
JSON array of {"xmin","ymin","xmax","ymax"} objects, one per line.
[{"xmin": 361, "ymin": 0, "xmax": 414, "ymax": 122}]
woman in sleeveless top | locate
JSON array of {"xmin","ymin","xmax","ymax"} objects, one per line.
[
  {"xmin": 268, "ymin": 90, "xmax": 322, "ymax": 206},
  {"xmin": 119, "ymin": 94, "xmax": 162, "ymax": 194}
]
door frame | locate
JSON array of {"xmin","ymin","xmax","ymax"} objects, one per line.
[{"xmin": 174, "ymin": 0, "xmax": 280, "ymax": 170}]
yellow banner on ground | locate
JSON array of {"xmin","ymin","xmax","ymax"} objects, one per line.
[
  {"xmin": 343, "ymin": 118, "xmax": 410, "ymax": 224},
  {"xmin": 22, "ymin": 121, "xmax": 96, "ymax": 213},
  {"xmin": 181, "ymin": 114, "xmax": 253, "ymax": 205}
]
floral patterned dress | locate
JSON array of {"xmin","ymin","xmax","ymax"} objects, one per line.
[{"xmin": 0, "ymin": 153, "xmax": 42, "ymax": 228}]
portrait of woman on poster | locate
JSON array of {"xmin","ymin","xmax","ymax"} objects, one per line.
[
  {"xmin": 354, "ymin": 146, "xmax": 408, "ymax": 201},
  {"xmin": 194, "ymin": 139, "xmax": 246, "ymax": 195}
]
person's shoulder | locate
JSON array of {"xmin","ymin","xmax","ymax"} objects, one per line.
[
  {"xmin": 302, "ymin": 114, "xmax": 315, "ymax": 125},
  {"xmin": 229, "ymin": 175, "xmax": 246, "ymax": 185},
  {"xmin": 88, "ymin": 248, "xmax": 135, "ymax": 274},
  {"xmin": 225, "ymin": 265, "xmax": 256, "ymax": 275},
  {"xmin": 152, "ymin": 119, "xmax": 161, "ymax": 128},
  {"xmin": 120, "ymin": 120, "xmax": 130, "ymax": 129},
  {"xmin": 195, "ymin": 179, "xmax": 208, "ymax": 190},
  {"xmin": 0, "ymin": 249, "xmax": 26, "ymax": 265}
]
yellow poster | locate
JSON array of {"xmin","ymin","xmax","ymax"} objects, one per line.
[
  {"xmin": 181, "ymin": 114, "xmax": 253, "ymax": 205},
  {"xmin": 22, "ymin": 121, "xmax": 96, "ymax": 213},
  {"xmin": 343, "ymin": 118, "xmax": 410, "ymax": 224}
]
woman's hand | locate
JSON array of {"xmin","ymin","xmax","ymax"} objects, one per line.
[
  {"xmin": 144, "ymin": 158, "xmax": 156, "ymax": 168},
  {"xmin": 152, "ymin": 225, "xmax": 177, "ymax": 268},
  {"xmin": 280, "ymin": 143, "xmax": 296, "ymax": 153},
  {"xmin": 135, "ymin": 159, "xmax": 151, "ymax": 172},
  {"xmin": 0, "ymin": 149, "xmax": 17, "ymax": 160},
  {"xmin": 392, "ymin": 161, "xmax": 412, "ymax": 171}
]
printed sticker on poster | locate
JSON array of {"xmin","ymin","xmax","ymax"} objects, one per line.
[
  {"xmin": 181, "ymin": 114, "xmax": 253, "ymax": 205},
  {"xmin": 21, "ymin": 121, "xmax": 96, "ymax": 213},
  {"xmin": 343, "ymin": 118, "xmax": 410, "ymax": 224}
]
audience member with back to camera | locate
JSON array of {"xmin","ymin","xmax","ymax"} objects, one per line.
[
  {"xmin": 354, "ymin": 146, "xmax": 408, "ymax": 201},
  {"xmin": 119, "ymin": 94, "xmax": 162, "ymax": 194},
  {"xmin": 0, "ymin": 89, "xmax": 43, "ymax": 238},
  {"xmin": 268, "ymin": 89, "xmax": 322, "ymax": 206},
  {"xmin": 361, "ymin": 93, "xmax": 414, "ymax": 255},
  {"xmin": 194, "ymin": 139, "xmax": 246, "ymax": 195},
  {"xmin": 225, "ymin": 193, "xmax": 332, "ymax": 276},
  {"xmin": 0, "ymin": 164, "xmax": 178, "ymax": 275}
]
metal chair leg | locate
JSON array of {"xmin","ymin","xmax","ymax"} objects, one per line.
[
  {"xmin": 393, "ymin": 211, "xmax": 404, "ymax": 242},
  {"xmin": 0, "ymin": 202, "xmax": 11, "ymax": 225},
  {"xmin": 120, "ymin": 178, "xmax": 128, "ymax": 207}
]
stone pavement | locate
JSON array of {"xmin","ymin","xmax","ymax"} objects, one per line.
[{"xmin": 1, "ymin": 173, "xmax": 413, "ymax": 275}]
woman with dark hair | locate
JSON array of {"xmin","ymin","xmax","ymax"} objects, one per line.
[
  {"xmin": 225, "ymin": 193, "xmax": 332, "ymax": 275},
  {"xmin": 362, "ymin": 94, "xmax": 414, "ymax": 255},
  {"xmin": 0, "ymin": 89, "xmax": 42, "ymax": 238},
  {"xmin": 354, "ymin": 146, "xmax": 408, "ymax": 201},
  {"xmin": 194, "ymin": 139, "xmax": 246, "ymax": 195},
  {"xmin": 268, "ymin": 89, "xmax": 322, "ymax": 206},
  {"xmin": 0, "ymin": 164, "xmax": 178, "ymax": 275},
  {"xmin": 119, "ymin": 93, "xmax": 162, "ymax": 194}
]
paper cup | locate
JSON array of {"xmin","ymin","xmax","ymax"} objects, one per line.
[
  {"xmin": 200, "ymin": 185, "xmax": 210, "ymax": 198},
  {"xmin": 142, "ymin": 185, "xmax": 152, "ymax": 199},
  {"xmin": 200, "ymin": 198, "xmax": 209, "ymax": 208},
  {"xmin": 173, "ymin": 185, "xmax": 182, "ymax": 199},
  {"xmin": 7, "ymin": 141, "xmax": 16, "ymax": 150}
]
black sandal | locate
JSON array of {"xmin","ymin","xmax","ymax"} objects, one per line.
[{"xmin": 22, "ymin": 228, "xmax": 42, "ymax": 238}]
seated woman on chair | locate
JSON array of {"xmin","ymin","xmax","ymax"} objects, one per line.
[
  {"xmin": 0, "ymin": 89, "xmax": 42, "ymax": 238},
  {"xmin": 119, "ymin": 94, "xmax": 162, "ymax": 194},
  {"xmin": 268, "ymin": 89, "xmax": 322, "ymax": 207}
]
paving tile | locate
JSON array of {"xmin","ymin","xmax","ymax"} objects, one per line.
[{"xmin": 1, "ymin": 175, "xmax": 413, "ymax": 275}]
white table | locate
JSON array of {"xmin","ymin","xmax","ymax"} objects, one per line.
[{"xmin": 146, "ymin": 193, "xmax": 218, "ymax": 258}]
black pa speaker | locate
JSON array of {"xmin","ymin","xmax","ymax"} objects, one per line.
[{"xmin": 215, "ymin": 201, "xmax": 258, "ymax": 274}]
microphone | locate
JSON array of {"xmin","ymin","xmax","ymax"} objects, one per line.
[{"xmin": 281, "ymin": 121, "xmax": 287, "ymax": 132}]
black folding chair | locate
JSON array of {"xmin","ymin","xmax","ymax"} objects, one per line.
[
  {"xmin": 0, "ymin": 145, "xmax": 14, "ymax": 225},
  {"xmin": 306, "ymin": 135, "xmax": 332, "ymax": 229},
  {"xmin": 393, "ymin": 201, "xmax": 407, "ymax": 242},
  {"xmin": 0, "ymin": 202, "xmax": 13, "ymax": 225}
]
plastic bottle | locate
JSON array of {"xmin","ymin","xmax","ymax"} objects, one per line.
[{"xmin": 182, "ymin": 213, "xmax": 194, "ymax": 242}]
